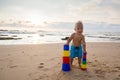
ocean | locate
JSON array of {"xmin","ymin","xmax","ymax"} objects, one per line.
[{"xmin": 0, "ymin": 22, "xmax": 120, "ymax": 45}]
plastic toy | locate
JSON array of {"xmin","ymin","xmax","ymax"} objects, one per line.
[
  {"xmin": 62, "ymin": 44, "xmax": 70, "ymax": 71},
  {"xmin": 81, "ymin": 52, "xmax": 87, "ymax": 70}
]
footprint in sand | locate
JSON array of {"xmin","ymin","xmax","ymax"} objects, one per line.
[
  {"xmin": 118, "ymin": 74, "xmax": 120, "ymax": 77},
  {"xmin": 38, "ymin": 66, "xmax": 44, "ymax": 68},
  {"xmin": 94, "ymin": 69, "xmax": 105, "ymax": 78},
  {"xmin": 114, "ymin": 66, "xmax": 120, "ymax": 70},
  {"xmin": 22, "ymin": 51, "xmax": 24, "ymax": 53},
  {"xmin": 40, "ymin": 63, "xmax": 44, "ymax": 65},
  {"xmin": 94, "ymin": 60, "xmax": 98, "ymax": 62},
  {"xmin": 38, "ymin": 63, "xmax": 44, "ymax": 69},
  {"xmin": 95, "ymin": 69, "xmax": 105, "ymax": 74},
  {"xmin": 0, "ymin": 68, "xmax": 3, "ymax": 70},
  {"xmin": 111, "ymin": 69, "xmax": 119, "ymax": 72},
  {"xmin": 88, "ymin": 61, "xmax": 92, "ymax": 63},
  {"xmin": 9, "ymin": 65, "xmax": 18, "ymax": 68}
]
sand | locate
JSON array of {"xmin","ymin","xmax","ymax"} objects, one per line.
[{"xmin": 0, "ymin": 42, "xmax": 120, "ymax": 80}]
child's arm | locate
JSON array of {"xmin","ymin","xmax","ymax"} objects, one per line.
[
  {"xmin": 81, "ymin": 35, "xmax": 87, "ymax": 52},
  {"xmin": 66, "ymin": 33, "xmax": 74, "ymax": 45}
]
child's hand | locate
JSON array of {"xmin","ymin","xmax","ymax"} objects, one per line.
[{"xmin": 65, "ymin": 42, "xmax": 69, "ymax": 45}]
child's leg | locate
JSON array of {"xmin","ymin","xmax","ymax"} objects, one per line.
[
  {"xmin": 70, "ymin": 58, "xmax": 73, "ymax": 65},
  {"xmin": 78, "ymin": 58, "xmax": 81, "ymax": 68},
  {"xmin": 70, "ymin": 58, "xmax": 73, "ymax": 69}
]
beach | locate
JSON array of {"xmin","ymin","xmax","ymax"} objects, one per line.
[{"xmin": 0, "ymin": 42, "xmax": 120, "ymax": 80}]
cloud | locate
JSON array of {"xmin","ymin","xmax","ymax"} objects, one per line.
[
  {"xmin": 66, "ymin": 0, "xmax": 120, "ymax": 24},
  {"xmin": 0, "ymin": 0, "xmax": 119, "ymax": 24}
]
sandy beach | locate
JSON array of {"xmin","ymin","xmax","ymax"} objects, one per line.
[{"xmin": 0, "ymin": 42, "xmax": 120, "ymax": 80}]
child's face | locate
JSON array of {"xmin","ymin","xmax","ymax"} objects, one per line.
[{"xmin": 75, "ymin": 26, "xmax": 83, "ymax": 34}]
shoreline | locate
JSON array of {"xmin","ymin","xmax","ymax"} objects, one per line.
[{"xmin": 0, "ymin": 41, "xmax": 120, "ymax": 46}]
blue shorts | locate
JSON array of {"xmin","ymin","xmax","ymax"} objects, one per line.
[{"xmin": 70, "ymin": 45, "xmax": 82, "ymax": 58}]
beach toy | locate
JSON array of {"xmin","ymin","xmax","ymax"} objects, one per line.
[
  {"xmin": 83, "ymin": 58, "xmax": 86, "ymax": 61},
  {"xmin": 63, "ymin": 51, "xmax": 70, "ymax": 57},
  {"xmin": 62, "ymin": 44, "xmax": 70, "ymax": 71},
  {"xmin": 62, "ymin": 63, "xmax": 70, "ymax": 71},
  {"xmin": 64, "ymin": 44, "xmax": 69, "ymax": 50},
  {"xmin": 81, "ymin": 52, "xmax": 87, "ymax": 70},
  {"xmin": 63, "ymin": 57, "xmax": 70, "ymax": 63},
  {"xmin": 82, "ymin": 60, "xmax": 86, "ymax": 64}
]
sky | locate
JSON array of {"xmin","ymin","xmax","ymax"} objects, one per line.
[{"xmin": 0, "ymin": 0, "xmax": 120, "ymax": 27}]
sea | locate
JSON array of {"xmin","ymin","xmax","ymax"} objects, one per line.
[{"xmin": 0, "ymin": 22, "xmax": 120, "ymax": 45}]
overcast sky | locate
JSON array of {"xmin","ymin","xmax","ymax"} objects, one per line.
[{"xmin": 0, "ymin": 0, "xmax": 120, "ymax": 24}]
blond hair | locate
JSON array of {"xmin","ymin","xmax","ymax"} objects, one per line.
[{"xmin": 75, "ymin": 21, "xmax": 83, "ymax": 28}]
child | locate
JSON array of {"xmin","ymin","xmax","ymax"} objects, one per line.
[{"xmin": 66, "ymin": 21, "xmax": 87, "ymax": 68}]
